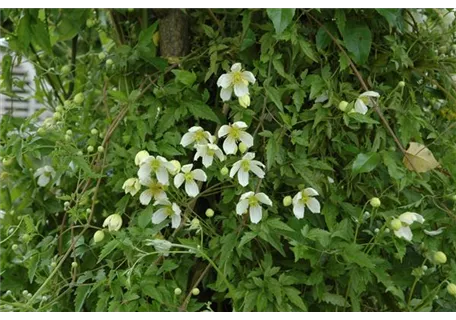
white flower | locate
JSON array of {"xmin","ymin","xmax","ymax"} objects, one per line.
[
  {"xmin": 217, "ymin": 63, "xmax": 256, "ymax": 101},
  {"xmin": 135, "ymin": 150, "xmax": 150, "ymax": 166},
  {"xmin": 103, "ymin": 214, "xmax": 123, "ymax": 232},
  {"xmin": 292, "ymin": 188, "xmax": 321, "ymax": 219},
  {"xmin": 236, "ymin": 192, "xmax": 272, "ymax": 224},
  {"xmin": 394, "ymin": 212, "xmax": 425, "ymax": 241},
  {"xmin": 139, "ymin": 178, "xmax": 167, "ymax": 205},
  {"xmin": 122, "ymin": 178, "xmax": 141, "ymax": 196},
  {"xmin": 151, "ymin": 199, "xmax": 182, "ymax": 229},
  {"xmin": 230, "ymin": 152, "xmax": 265, "ymax": 187},
  {"xmin": 174, "ymin": 164, "xmax": 207, "ymax": 197},
  {"xmin": 180, "ymin": 126, "xmax": 212, "ymax": 148},
  {"xmin": 138, "ymin": 155, "xmax": 175, "ymax": 185},
  {"xmin": 34, "ymin": 166, "xmax": 56, "ymax": 187},
  {"xmin": 194, "ymin": 136, "xmax": 225, "ymax": 168},
  {"xmin": 218, "ymin": 121, "xmax": 253, "ymax": 155},
  {"xmin": 354, "ymin": 91, "xmax": 380, "ymax": 115},
  {"xmin": 145, "ymin": 238, "xmax": 173, "ymax": 256}
]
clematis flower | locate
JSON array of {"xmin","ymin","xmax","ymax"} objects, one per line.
[
  {"xmin": 217, "ymin": 63, "xmax": 256, "ymax": 101},
  {"xmin": 194, "ymin": 136, "xmax": 225, "ymax": 168},
  {"xmin": 236, "ymin": 192, "xmax": 272, "ymax": 224},
  {"xmin": 135, "ymin": 150, "xmax": 150, "ymax": 166},
  {"xmin": 145, "ymin": 238, "xmax": 173, "ymax": 256},
  {"xmin": 218, "ymin": 121, "xmax": 254, "ymax": 155},
  {"xmin": 122, "ymin": 177, "xmax": 141, "ymax": 196},
  {"xmin": 230, "ymin": 152, "xmax": 265, "ymax": 187},
  {"xmin": 151, "ymin": 199, "xmax": 182, "ymax": 229},
  {"xmin": 180, "ymin": 126, "xmax": 212, "ymax": 148},
  {"xmin": 354, "ymin": 91, "xmax": 380, "ymax": 115},
  {"xmin": 139, "ymin": 178, "xmax": 167, "ymax": 205},
  {"xmin": 103, "ymin": 214, "xmax": 123, "ymax": 232},
  {"xmin": 174, "ymin": 164, "xmax": 207, "ymax": 197},
  {"xmin": 138, "ymin": 155, "xmax": 175, "ymax": 185},
  {"xmin": 292, "ymin": 188, "xmax": 321, "ymax": 219},
  {"xmin": 34, "ymin": 166, "xmax": 56, "ymax": 187},
  {"xmin": 393, "ymin": 212, "xmax": 425, "ymax": 241}
]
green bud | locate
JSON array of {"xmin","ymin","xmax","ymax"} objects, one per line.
[
  {"xmin": 338, "ymin": 101, "xmax": 349, "ymax": 112},
  {"xmin": 61, "ymin": 65, "xmax": 71, "ymax": 74},
  {"xmin": 77, "ymin": 151, "xmax": 83, "ymax": 156},
  {"xmin": 174, "ymin": 288, "xmax": 182, "ymax": 296},
  {"xmin": 191, "ymin": 288, "xmax": 200, "ymax": 296},
  {"xmin": 50, "ymin": 261, "xmax": 57, "ymax": 268},
  {"xmin": 220, "ymin": 166, "xmax": 229, "ymax": 176},
  {"xmin": 398, "ymin": 81, "xmax": 405, "ymax": 88},
  {"xmin": 106, "ymin": 59, "xmax": 114, "ymax": 66},
  {"xmin": 374, "ymin": 228, "xmax": 380, "ymax": 233},
  {"xmin": 447, "ymin": 283, "xmax": 456, "ymax": 297},
  {"xmin": 65, "ymin": 134, "xmax": 72, "ymax": 141},
  {"xmin": 97, "ymin": 146, "xmax": 104, "ymax": 153},
  {"xmin": 56, "ymin": 105, "xmax": 64, "ymax": 113},
  {"xmin": 91, "ymin": 128, "xmax": 98, "ymax": 135},
  {"xmin": 451, "ymin": 194, "xmax": 456, "ymax": 201},
  {"xmin": 391, "ymin": 219, "xmax": 402, "ymax": 231},
  {"xmin": 22, "ymin": 290, "xmax": 28, "ymax": 296},
  {"xmin": 98, "ymin": 52, "xmax": 106, "ymax": 60},
  {"xmin": 93, "ymin": 230, "xmax": 105, "ymax": 243},
  {"xmin": 283, "ymin": 196, "xmax": 292, "ymax": 207},
  {"xmin": 205, "ymin": 208, "xmax": 214, "ymax": 218},
  {"xmin": 12, "ymin": 244, "xmax": 18, "ymax": 251},
  {"xmin": 64, "ymin": 100, "xmax": 71, "ymax": 107},
  {"xmin": 86, "ymin": 18, "xmax": 95, "ymax": 28},
  {"xmin": 86, "ymin": 208, "xmax": 92, "ymax": 214},
  {"xmin": 385, "ymin": 228, "xmax": 390, "ymax": 233},
  {"xmin": 74, "ymin": 93, "xmax": 84, "ymax": 105},
  {"xmin": 433, "ymin": 251, "xmax": 447, "ymax": 264},
  {"xmin": 370, "ymin": 197, "xmax": 381, "ymax": 208},
  {"xmin": 422, "ymin": 265, "xmax": 428, "ymax": 271},
  {"xmin": 87, "ymin": 146, "xmax": 94, "ymax": 153},
  {"xmin": 66, "ymin": 129, "xmax": 73, "ymax": 135},
  {"xmin": 71, "ymin": 261, "xmax": 78, "ymax": 268},
  {"xmin": 22, "ymin": 234, "xmax": 30, "ymax": 242},
  {"xmin": 53, "ymin": 112, "xmax": 61, "ymax": 120}
]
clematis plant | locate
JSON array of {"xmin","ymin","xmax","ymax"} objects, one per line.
[
  {"xmin": 354, "ymin": 91, "xmax": 380, "ymax": 115},
  {"xmin": 34, "ymin": 166, "xmax": 56, "ymax": 187},
  {"xmin": 230, "ymin": 152, "xmax": 265, "ymax": 187},
  {"xmin": 216, "ymin": 62, "xmax": 256, "ymax": 101},
  {"xmin": 292, "ymin": 188, "xmax": 321, "ymax": 219},
  {"xmin": 218, "ymin": 121, "xmax": 254, "ymax": 155},
  {"xmin": 391, "ymin": 212, "xmax": 425, "ymax": 241},
  {"xmin": 194, "ymin": 136, "xmax": 225, "ymax": 168},
  {"xmin": 236, "ymin": 191, "xmax": 272, "ymax": 224},
  {"xmin": 180, "ymin": 126, "xmax": 212, "ymax": 148},
  {"xmin": 139, "ymin": 178, "xmax": 167, "ymax": 205},
  {"xmin": 138, "ymin": 155, "xmax": 175, "ymax": 185},
  {"xmin": 151, "ymin": 199, "xmax": 182, "ymax": 229}
]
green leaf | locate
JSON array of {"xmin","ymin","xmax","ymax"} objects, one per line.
[
  {"xmin": 98, "ymin": 239, "xmax": 119, "ymax": 263},
  {"xmin": 284, "ymin": 287, "xmax": 307, "ymax": 311},
  {"xmin": 265, "ymin": 86, "xmax": 283, "ymax": 112},
  {"xmin": 75, "ymin": 285, "xmax": 91, "ymax": 312},
  {"xmin": 266, "ymin": 9, "xmax": 296, "ymax": 35},
  {"xmin": 352, "ymin": 152, "xmax": 380, "ymax": 175},
  {"xmin": 240, "ymin": 28, "xmax": 256, "ymax": 51},
  {"xmin": 171, "ymin": 70, "xmax": 197, "ymax": 86},
  {"xmin": 299, "ymin": 39, "xmax": 318, "ymax": 62},
  {"xmin": 342, "ymin": 22, "xmax": 372, "ymax": 64},
  {"xmin": 27, "ymin": 253, "xmax": 40, "ymax": 283},
  {"xmin": 322, "ymin": 292, "xmax": 348, "ymax": 307},
  {"xmin": 342, "ymin": 243, "xmax": 375, "ymax": 269},
  {"xmin": 138, "ymin": 206, "xmax": 154, "ymax": 228},
  {"xmin": 267, "ymin": 218, "xmax": 294, "ymax": 232},
  {"xmin": 348, "ymin": 113, "xmax": 380, "ymax": 124},
  {"xmin": 316, "ymin": 23, "xmax": 338, "ymax": 51},
  {"xmin": 184, "ymin": 101, "xmax": 220, "ymax": 124}
]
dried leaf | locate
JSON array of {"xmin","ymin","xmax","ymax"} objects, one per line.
[{"xmin": 403, "ymin": 142, "xmax": 440, "ymax": 173}]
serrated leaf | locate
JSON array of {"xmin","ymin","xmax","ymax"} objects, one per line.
[
  {"xmin": 266, "ymin": 9, "xmax": 296, "ymax": 35},
  {"xmin": 184, "ymin": 101, "xmax": 220, "ymax": 124},
  {"xmin": 265, "ymin": 86, "xmax": 283, "ymax": 112},
  {"xmin": 342, "ymin": 22, "xmax": 372, "ymax": 64},
  {"xmin": 352, "ymin": 152, "xmax": 380, "ymax": 175},
  {"xmin": 403, "ymin": 142, "xmax": 440, "ymax": 173},
  {"xmin": 98, "ymin": 239, "xmax": 119, "ymax": 263},
  {"xmin": 267, "ymin": 218, "xmax": 294, "ymax": 232},
  {"xmin": 75, "ymin": 285, "xmax": 91, "ymax": 312},
  {"xmin": 322, "ymin": 292, "xmax": 348, "ymax": 307},
  {"xmin": 171, "ymin": 70, "xmax": 197, "ymax": 86},
  {"xmin": 299, "ymin": 39, "xmax": 318, "ymax": 62},
  {"xmin": 284, "ymin": 287, "xmax": 307, "ymax": 311}
]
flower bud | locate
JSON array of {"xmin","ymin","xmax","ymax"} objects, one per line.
[
  {"xmin": 50, "ymin": 261, "xmax": 57, "ymax": 268},
  {"xmin": 97, "ymin": 146, "xmax": 104, "ymax": 153},
  {"xmin": 398, "ymin": 81, "xmax": 405, "ymax": 88},
  {"xmin": 103, "ymin": 214, "xmax": 123, "ymax": 232},
  {"xmin": 93, "ymin": 230, "xmax": 105, "ymax": 243},
  {"xmin": 370, "ymin": 197, "xmax": 381, "ymax": 208},
  {"xmin": 22, "ymin": 290, "xmax": 29, "ymax": 296},
  {"xmin": 77, "ymin": 151, "xmax": 83, "ymax": 156},
  {"xmin": 66, "ymin": 129, "xmax": 73, "ymax": 135},
  {"xmin": 385, "ymin": 228, "xmax": 390, "ymax": 233},
  {"xmin": 53, "ymin": 112, "xmax": 61, "ymax": 120},
  {"xmin": 374, "ymin": 228, "xmax": 380, "ymax": 234},
  {"xmin": 220, "ymin": 166, "xmax": 229, "ymax": 176},
  {"xmin": 239, "ymin": 142, "xmax": 248, "ymax": 154},
  {"xmin": 174, "ymin": 288, "xmax": 182, "ymax": 296},
  {"xmin": 433, "ymin": 251, "xmax": 447, "ymax": 264},
  {"xmin": 452, "ymin": 194, "xmax": 456, "ymax": 201},
  {"xmin": 61, "ymin": 65, "xmax": 71, "ymax": 74},
  {"xmin": 74, "ymin": 93, "xmax": 84, "ymax": 105},
  {"xmin": 239, "ymin": 94, "xmax": 251, "ymax": 108},
  {"xmin": 363, "ymin": 211, "xmax": 370, "ymax": 219},
  {"xmin": 191, "ymin": 288, "xmax": 200, "ymax": 296},
  {"xmin": 338, "ymin": 101, "xmax": 349, "ymax": 112},
  {"xmin": 205, "ymin": 208, "xmax": 214, "ymax": 218},
  {"xmin": 87, "ymin": 146, "xmax": 94, "ymax": 153},
  {"xmin": 71, "ymin": 261, "xmax": 78, "ymax": 268},
  {"xmin": 106, "ymin": 59, "xmax": 114, "ymax": 66},
  {"xmin": 391, "ymin": 219, "xmax": 402, "ymax": 231},
  {"xmin": 169, "ymin": 160, "xmax": 181, "ymax": 175},
  {"xmin": 283, "ymin": 196, "xmax": 292, "ymax": 207},
  {"xmin": 422, "ymin": 265, "xmax": 428, "ymax": 271},
  {"xmin": 98, "ymin": 52, "xmax": 106, "ymax": 60},
  {"xmin": 91, "ymin": 128, "xmax": 98, "ymax": 135},
  {"xmin": 65, "ymin": 134, "xmax": 72, "ymax": 141},
  {"xmin": 56, "ymin": 105, "xmax": 64, "ymax": 113},
  {"xmin": 447, "ymin": 283, "xmax": 456, "ymax": 297},
  {"xmin": 12, "ymin": 244, "xmax": 18, "ymax": 251},
  {"xmin": 22, "ymin": 234, "xmax": 30, "ymax": 242}
]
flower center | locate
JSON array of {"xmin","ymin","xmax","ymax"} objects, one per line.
[
  {"xmin": 194, "ymin": 130, "xmax": 205, "ymax": 142},
  {"xmin": 150, "ymin": 159, "xmax": 161, "ymax": 171},
  {"xmin": 230, "ymin": 126, "xmax": 241, "ymax": 139},
  {"xmin": 184, "ymin": 172, "xmax": 193, "ymax": 182},
  {"xmin": 248, "ymin": 196, "xmax": 259, "ymax": 207},
  {"xmin": 150, "ymin": 183, "xmax": 163, "ymax": 195},
  {"xmin": 232, "ymin": 71, "xmax": 243, "ymax": 84},
  {"xmin": 166, "ymin": 207, "xmax": 174, "ymax": 216},
  {"xmin": 241, "ymin": 159, "xmax": 250, "ymax": 171},
  {"xmin": 207, "ymin": 149, "xmax": 215, "ymax": 156},
  {"xmin": 300, "ymin": 192, "xmax": 309, "ymax": 204}
]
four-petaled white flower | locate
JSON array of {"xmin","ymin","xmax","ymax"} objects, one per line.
[
  {"xmin": 217, "ymin": 63, "xmax": 256, "ymax": 101},
  {"xmin": 138, "ymin": 155, "xmax": 175, "ymax": 185},
  {"xmin": 122, "ymin": 177, "xmax": 141, "ymax": 196},
  {"xmin": 292, "ymin": 188, "xmax": 321, "ymax": 219},
  {"xmin": 152, "ymin": 199, "xmax": 182, "ymax": 229},
  {"xmin": 34, "ymin": 166, "xmax": 56, "ymax": 187},
  {"xmin": 194, "ymin": 136, "xmax": 225, "ymax": 168},
  {"xmin": 394, "ymin": 212, "xmax": 425, "ymax": 241},
  {"xmin": 230, "ymin": 152, "xmax": 265, "ymax": 187},
  {"xmin": 135, "ymin": 150, "xmax": 150, "ymax": 166},
  {"xmin": 218, "ymin": 121, "xmax": 253, "ymax": 155},
  {"xmin": 236, "ymin": 192, "xmax": 272, "ymax": 224},
  {"xmin": 180, "ymin": 126, "xmax": 212, "ymax": 148},
  {"xmin": 174, "ymin": 164, "xmax": 207, "ymax": 197},
  {"xmin": 354, "ymin": 91, "xmax": 380, "ymax": 115},
  {"xmin": 139, "ymin": 178, "xmax": 167, "ymax": 205}
]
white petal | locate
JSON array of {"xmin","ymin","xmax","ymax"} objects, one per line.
[
  {"xmin": 360, "ymin": 91, "xmax": 380, "ymax": 98},
  {"xmin": 231, "ymin": 63, "xmax": 242, "ymax": 72},
  {"xmin": 354, "ymin": 99, "xmax": 368, "ymax": 115},
  {"xmin": 139, "ymin": 190, "xmax": 153, "ymax": 205},
  {"xmin": 240, "ymin": 191, "xmax": 255, "ymax": 200},
  {"xmin": 171, "ymin": 214, "xmax": 181, "ymax": 229},
  {"xmin": 303, "ymin": 188, "xmax": 319, "ymax": 197},
  {"xmin": 242, "ymin": 71, "xmax": 256, "ymax": 84},
  {"xmin": 174, "ymin": 173, "xmax": 185, "ymax": 188},
  {"xmin": 181, "ymin": 164, "xmax": 193, "ymax": 173},
  {"xmin": 250, "ymin": 163, "xmax": 265, "ymax": 178},
  {"xmin": 217, "ymin": 73, "xmax": 233, "ymax": 88},
  {"xmin": 292, "ymin": 192, "xmax": 302, "ymax": 205},
  {"xmin": 180, "ymin": 132, "xmax": 194, "ymax": 147},
  {"xmin": 37, "ymin": 174, "xmax": 50, "ymax": 187},
  {"xmin": 233, "ymin": 121, "xmax": 248, "ymax": 129},
  {"xmin": 223, "ymin": 136, "xmax": 237, "ymax": 155},
  {"xmin": 250, "ymin": 160, "xmax": 265, "ymax": 168},
  {"xmin": 394, "ymin": 226, "xmax": 413, "ymax": 241},
  {"xmin": 230, "ymin": 161, "xmax": 241, "ymax": 178},
  {"xmin": 234, "ymin": 82, "xmax": 249, "ymax": 97},
  {"xmin": 237, "ymin": 169, "xmax": 249, "ymax": 187},
  {"xmin": 218, "ymin": 125, "xmax": 230, "ymax": 138},
  {"xmin": 154, "ymin": 190, "xmax": 168, "ymax": 201},
  {"xmin": 172, "ymin": 203, "xmax": 181, "ymax": 216},
  {"xmin": 236, "ymin": 199, "xmax": 249, "ymax": 215},
  {"xmin": 293, "ymin": 202, "xmax": 305, "ymax": 219},
  {"xmin": 215, "ymin": 149, "xmax": 225, "ymax": 161},
  {"xmin": 239, "ymin": 132, "xmax": 254, "ymax": 148},
  {"xmin": 138, "ymin": 165, "xmax": 151, "ymax": 183},
  {"xmin": 34, "ymin": 167, "xmax": 45, "ymax": 177},
  {"xmin": 189, "ymin": 126, "xmax": 203, "ymax": 132},
  {"xmin": 152, "ymin": 209, "xmax": 168, "ymax": 225},
  {"xmin": 154, "ymin": 199, "xmax": 171, "ymax": 207},
  {"xmin": 135, "ymin": 150, "xmax": 149, "ymax": 166},
  {"xmin": 249, "ymin": 205, "xmax": 262, "ymax": 224},
  {"xmin": 306, "ymin": 197, "xmax": 321, "ymax": 214},
  {"xmin": 202, "ymin": 154, "xmax": 213, "ymax": 168},
  {"xmin": 156, "ymin": 167, "xmax": 169, "ymax": 185},
  {"xmin": 424, "ymin": 228, "xmax": 445, "ymax": 236},
  {"xmin": 185, "ymin": 180, "xmax": 199, "ymax": 197},
  {"xmin": 256, "ymin": 193, "xmax": 272, "ymax": 206},
  {"xmin": 192, "ymin": 169, "xmax": 207, "ymax": 182},
  {"xmin": 220, "ymin": 87, "xmax": 233, "ymax": 101},
  {"xmin": 399, "ymin": 212, "xmax": 424, "ymax": 225}
]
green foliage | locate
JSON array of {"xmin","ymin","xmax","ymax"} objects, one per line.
[{"xmin": 1, "ymin": 8, "xmax": 456, "ymax": 312}]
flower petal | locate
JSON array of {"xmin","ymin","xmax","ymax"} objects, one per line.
[
  {"xmin": 239, "ymin": 131, "xmax": 254, "ymax": 148},
  {"xmin": 241, "ymin": 71, "xmax": 256, "ymax": 84},
  {"xmin": 237, "ymin": 169, "xmax": 249, "ymax": 187},
  {"xmin": 303, "ymin": 188, "xmax": 319, "ymax": 197},
  {"xmin": 185, "ymin": 180, "xmax": 199, "ymax": 197},
  {"xmin": 223, "ymin": 136, "xmax": 237, "ymax": 155},
  {"xmin": 250, "ymin": 163, "xmax": 265, "ymax": 179},
  {"xmin": 174, "ymin": 173, "xmax": 185, "ymax": 188},
  {"xmin": 234, "ymin": 82, "xmax": 249, "ymax": 97},
  {"xmin": 424, "ymin": 228, "xmax": 445, "ymax": 236},
  {"xmin": 217, "ymin": 73, "xmax": 233, "ymax": 88},
  {"xmin": 192, "ymin": 169, "xmax": 207, "ymax": 182},
  {"xmin": 256, "ymin": 193, "xmax": 272, "ymax": 206},
  {"xmin": 229, "ymin": 160, "xmax": 241, "ymax": 178},
  {"xmin": 394, "ymin": 226, "xmax": 413, "ymax": 241},
  {"xmin": 360, "ymin": 91, "xmax": 380, "ymax": 98},
  {"xmin": 37, "ymin": 174, "xmax": 50, "ymax": 187},
  {"xmin": 181, "ymin": 164, "xmax": 193, "ymax": 173},
  {"xmin": 249, "ymin": 205, "xmax": 262, "ymax": 224},
  {"xmin": 293, "ymin": 202, "xmax": 305, "ymax": 219},
  {"xmin": 180, "ymin": 132, "xmax": 194, "ymax": 147},
  {"xmin": 292, "ymin": 192, "xmax": 302, "ymax": 205},
  {"xmin": 233, "ymin": 121, "xmax": 248, "ymax": 129},
  {"xmin": 236, "ymin": 199, "xmax": 249, "ymax": 215},
  {"xmin": 171, "ymin": 213, "xmax": 181, "ymax": 229},
  {"xmin": 218, "ymin": 125, "xmax": 231, "ymax": 138},
  {"xmin": 220, "ymin": 87, "xmax": 233, "ymax": 101},
  {"xmin": 354, "ymin": 99, "xmax": 368, "ymax": 115},
  {"xmin": 231, "ymin": 63, "xmax": 242, "ymax": 72},
  {"xmin": 155, "ymin": 167, "xmax": 169, "ymax": 185},
  {"xmin": 202, "ymin": 154, "xmax": 213, "ymax": 168},
  {"xmin": 240, "ymin": 191, "xmax": 255, "ymax": 200},
  {"xmin": 139, "ymin": 190, "xmax": 153, "ymax": 205},
  {"xmin": 152, "ymin": 209, "xmax": 168, "ymax": 225},
  {"xmin": 306, "ymin": 197, "xmax": 321, "ymax": 214}
]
